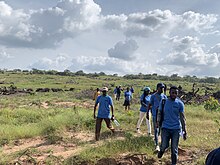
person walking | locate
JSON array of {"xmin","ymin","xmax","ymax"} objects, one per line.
[
  {"xmin": 93, "ymin": 88, "xmax": 100, "ymax": 101},
  {"xmin": 147, "ymin": 82, "xmax": 167, "ymax": 151},
  {"xmin": 136, "ymin": 87, "xmax": 151, "ymax": 135},
  {"xmin": 94, "ymin": 87, "xmax": 115, "ymax": 141},
  {"xmin": 157, "ymin": 86, "xmax": 187, "ymax": 165},
  {"xmin": 123, "ymin": 87, "xmax": 132, "ymax": 111},
  {"xmin": 130, "ymin": 86, "xmax": 134, "ymax": 103},
  {"xmin": 206, "ymin": 147, "xmax": 220, "ymax": 165},
  {"xmin": 116, "ymin": 85, "xmax": 122, "ymax": 101}
]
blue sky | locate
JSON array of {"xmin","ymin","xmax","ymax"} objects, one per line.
[{"xmin": 0, "ymin": 0, "xmax": 220, "ymax": 77}]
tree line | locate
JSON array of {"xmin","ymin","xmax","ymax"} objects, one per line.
[{"xmin": 0, "ymin": 68, "xmax": 220, "ymax": 84}]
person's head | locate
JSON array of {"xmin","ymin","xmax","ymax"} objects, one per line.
[
  {"xmin": 169, "ymin": 86, "xmax": 178, "ymax": 100},
  {"xmin": 156, "ymin": 82, "xmax": 165, "ymax": 94},
  {"xmin": 126, "ymin": 87, "xmax": 130, "ymax": 91},
  {"xmin": 102, "ymin": 87, "xmax": 108, "ymax": 96},
  {"xmin": 206, "ymin": 147, "xmax": 220, "ymax": 165},
  {"xmin": 96, "ymin": 88, "xmax": 100, "ymax": 92},
  {"xmin": 143, "ymin": 87, "xmax": 151, "ymax": 95}
]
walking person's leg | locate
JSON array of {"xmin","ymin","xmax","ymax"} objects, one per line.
[
  {"xmin": 158, "ymin": 128, "xmax": 170, "ymax": 158},
  {"xmin": 153, "ymin": 116, "xmax": 160, "ymax": 150},
  {"xmin": 136, "ymin": 111, "xmax": 145, "ymax": 133},
  {"xmin": 104, "ymin": 118, "xmax": 115, "ymax": 133},
  {"xmin": 146, "ymin": 112, "xmax": 151, "ymax": 135},
  {"xmin": 95, "ymin": 118, "xmax": 103, "ymax": 141},
  {"xmin": 170, "ymin": 129, "xmax": 180, "ymax": 165}
]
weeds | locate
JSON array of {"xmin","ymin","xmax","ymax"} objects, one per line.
[{"xmin": 65, "ymin": 134, "xmax": 154, "ymax": 164}]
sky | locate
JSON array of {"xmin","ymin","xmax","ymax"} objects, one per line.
[{"xmin": 0, "ymin": 0, "xmax": 220, "ymax": 77}]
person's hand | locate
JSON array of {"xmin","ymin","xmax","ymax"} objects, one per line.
[
  {"xmin": 146, "ymin": 112, "xmax": 149, "ymax": 120},
  {"xmin": 183, "ymin": 131, "xmax": 187, "ymax": 140},
  {"xmin": 111, "ymin": 115, "xmax": 115, "ymax": 121}
]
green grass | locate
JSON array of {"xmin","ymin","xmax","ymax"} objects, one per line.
[
  {"xmin": 1, "ymin": 72, "xmax": 220, "ymax": 164},
  {"xmin": 65, "ymin": 134, "xmax": 155, "ymax": 164}
]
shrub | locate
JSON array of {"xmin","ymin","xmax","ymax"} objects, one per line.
[{"xmin": 204, "ymin": 97, "xmax": 220, "ymax": 111}]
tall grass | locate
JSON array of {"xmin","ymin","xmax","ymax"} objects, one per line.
[
  {"xmin": 180, "ymin": 105, "xmax": 220, "ymax": 150},
  {"xmin": 0, "ymin": 107, "xmax": 95, "ymax": 146}
]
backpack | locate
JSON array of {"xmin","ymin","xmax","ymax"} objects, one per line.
[{"xmin": 156, "ymin": 99, "xmax": 166, "ymax": 127}]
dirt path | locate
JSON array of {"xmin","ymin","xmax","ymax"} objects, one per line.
[
  {"xmin": 2, "ymin": 132, "xmax": 95, "ymax": 164},
  {"xmin": 1, "ymin": 130, "xmax": 204, "ymax": 165}
]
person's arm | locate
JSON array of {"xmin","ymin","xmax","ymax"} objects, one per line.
[
  {"xmin": 93, "ymin": 92, "xmax": 96, "ymax": 100},
  {"xmin": 110, "ymin": 105, "xmax": 114, "ymax": 118},
  {"xmin": 94, "ymin": 97, "xmax": 99, "ymax": 119},
  {"xmin": 109, "ymin": 97, "xmax": 114, "ymax": 119},
  {"xmin": 180, "ymin": 112, "xmax": 187, "ymax": 140},
  {"xmin": 180, "ymin": 101, "xmax": 187, "ymax": 140},
  {"xmin": 141, "ymin": 100, "xmax": 147, "ymax": 107},
  {"xmin": 156, "ymin": 100, "xmax": 163, "ymax": 128},
  {"xmin": 94, "ymin": 103, "xmax": 97, "ymax": 119},
  {"xmin": 146, "ymin": 103, "xmax": 152, "ymax": 120}
]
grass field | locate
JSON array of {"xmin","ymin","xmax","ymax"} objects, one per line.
[{"xmin": 0, "ymin": 72, "xmax": 220, "ymax": 164}]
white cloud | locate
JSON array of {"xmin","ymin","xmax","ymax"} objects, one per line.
[
  {"xmin": 209, "ymin": 43, "xmax": 220, "ymax": 54},
  {"xmin": 102, "ymin": 9, "xmax": 218, "ymax": 38},
  {"xmin": 68, "ymin": 56, "xmax": 153, "ymax": 75},
  {"xmin": 0, "ymin": 49, "xmax": 13, "ymax": 62},
  {"xmin": 108, "ymin": 39, "xmax": 138, "ymax": 61},
  {"xmin": 180, "ymin": 11, "xmax": 218, "ymax": 34},
  {"xmin": 0, "ymin": 0, "xmax": 101, "ymax": 48},
  {"xmin": 1, "ymin": 0, "xmax": 218, "ymax": 49},
  {"xmin": 29, "ymin": 54, "xmax": 69, "ymax": 70},
  {"xmin": 0, "ymin": 1, "xmax": 12, "ymax": 16},
  {"xmin": 157, "ymin": 36, "xmax": 220, "ymax": 77}
]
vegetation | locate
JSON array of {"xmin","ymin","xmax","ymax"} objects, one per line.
[
  {"xmin": 1, "ymin": 68, "xmax": 220, "ymax": 84},
  {"xmin": 204, "ymin": 97, "xmax": 220, "ymax": 111},
  {"xmin": 0, "ymin": 71, "xmax": 220, "ymax": 164}
]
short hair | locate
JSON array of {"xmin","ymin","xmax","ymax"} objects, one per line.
[{"xmin": 170, "ymin": 86, "xmax": 178, "ymax": 91}]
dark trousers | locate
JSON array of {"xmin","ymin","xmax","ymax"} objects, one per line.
[
  {"xmin": 95, "ymin": 117, "xmax": 114, "ymax": 141},
  {"xmin": 160, "ymin": 128, "xmax": 180, "ymax": 165}
]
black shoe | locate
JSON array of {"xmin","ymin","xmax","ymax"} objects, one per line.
[{"xmin": 158, "ymin": 151, "xmax": 164, "ymax": 158}]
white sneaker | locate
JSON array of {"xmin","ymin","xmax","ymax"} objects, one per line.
[
  {"xmin": 136, "ymin": 128, "xmax": 140, "ymax": 133},
  {"xmin": 155, "ymin": 145, "xmax": 160, "ymax": 151}
]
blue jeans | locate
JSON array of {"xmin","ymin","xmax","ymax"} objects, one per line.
[
  {"xmin": 152, "ymin": 116, "xmax": 159, "ymax": 146},
  {"xmin": 160, "ymin": 128, "xmax": 180, "ymax": 165}
]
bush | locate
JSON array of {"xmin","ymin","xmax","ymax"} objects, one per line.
[{"xmin": 204, "ymin": 97, "xmax": 220, "ymax": 111}]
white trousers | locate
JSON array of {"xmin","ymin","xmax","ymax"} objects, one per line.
[{"xmin": 136, "ymin": 111, "xmax": 151, "ymax": 134}]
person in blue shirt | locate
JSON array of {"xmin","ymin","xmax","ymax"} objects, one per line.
[
  {"xmin": 157, "ymin": 86, "xmax": 187, "ymax": 165},
  {"xmin": 136, "ymin": 87, "xmax": 151, "ymax": 135},
  {"xmin": 123, "ymin": 87, "xmax": 132, "ymax": 111},
  {"xmin": 206, "ymin": 147, "xmax": 220, "ymax": 165},
  {"xmin": 147, "ymin": 82, "xmax": 167, "ymax": 151},
  {"xmin": 94, "ymin": 87, "xmax": 115, "ymax": 141},
  {"xmin": 116, "ymin": 85, "xmax": 123, "ymax": 101}
]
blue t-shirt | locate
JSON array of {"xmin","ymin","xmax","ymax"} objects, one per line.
[
  {"xmin": 124, "ymin": 91, "xmax": 132, "ymax": 101},
  {"xmin": 159, "ymin": 98, "xmax": 184, "ymax": 129},
  {"xmin": 140, "ymin": 94, "xmax": 151, "ymax": 112},
  {"xmin": 96, "ymin": 95, "xmax": 113, "ymax": 118},
  {"xmin": 150, "ymin": 93, "xmax": 167, "ymax": 117},
  {"xmin": 113, "ymin": 88, "xmax": 117, "ymax": 94}
]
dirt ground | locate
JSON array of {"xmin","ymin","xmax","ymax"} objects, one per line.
[
  {"xmin": 1, "ymin": 101, "xmax": 207, "ymax": 164},
  {"xmin": 1, "ymin": 129, "xmax": 207, "ymax": 165}
]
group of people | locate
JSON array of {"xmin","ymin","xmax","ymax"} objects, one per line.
[
  {"xmin": 113, "ymin": 86, "xmax": 134, "ymax": 111},
  {"xmin": 93, "ymin": 83, "xmax": 188, "ymax": 165}
]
